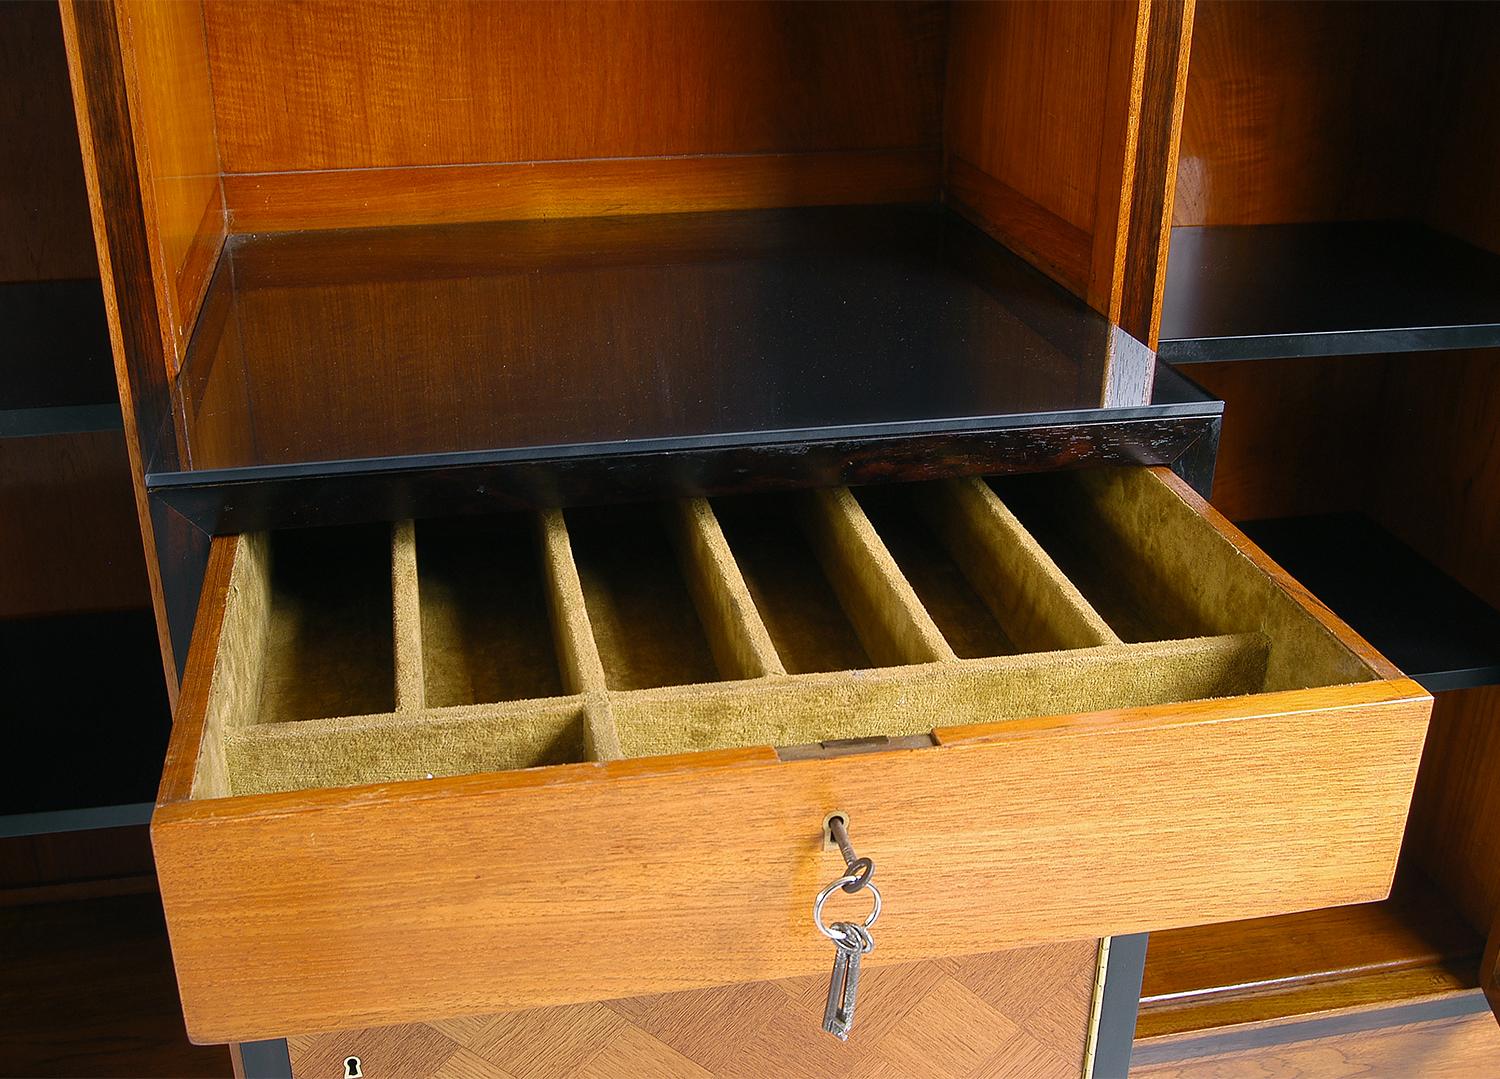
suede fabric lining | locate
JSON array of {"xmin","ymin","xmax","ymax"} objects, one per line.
[{"xmin": 191, "ymin": 469, "xmax": 1381, "ymax": 799}]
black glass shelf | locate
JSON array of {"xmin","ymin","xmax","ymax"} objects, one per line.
[
  {"xmin": 0, "ymin": 278, "xmax": 122, "ymax": 438},
  {"xmin": 1159, "ymin": 222, "xmax": 1500, "ymax": 364},
  {"xmin": 143, "ymin": 205, "xmax": 1220, "ymax": 532},
  {"xmin": 1240, "ymin": 513, "xmax": 1500, "ymax": 694},
  {"xmin": 0, "ymin": 609, "xmax": 171, "ymax": 836}
]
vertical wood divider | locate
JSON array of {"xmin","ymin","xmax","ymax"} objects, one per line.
[
  {"xmin": 665, "ymin": 498, "xmax": 786, "ymax": 680},
  {"xmin": 390, "ymin": 521, "xmax": 426, "ymax": 712},
  {"xmin": 536, "ymin": 509, "xmax": 622, "ymax": 760},
  {"xmin": 921, "ymin": 479, "xmax": 1123, "ymax": 651},
  {"xmin": 800, "ymin": 488, "xmax": 956, "ymax": 667}
]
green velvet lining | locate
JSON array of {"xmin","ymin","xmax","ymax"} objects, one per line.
[{"xmin": 193, "ymin": 468, "xmax": 1379, "ymax": 799}]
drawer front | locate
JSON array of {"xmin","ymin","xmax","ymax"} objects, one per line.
[
  {"xmin": 285, "ymin": 940, "xmax": 1103, "ymax": 1079},
  {"xmin": 152, "ymin": 468, "xmax": 1431, "ymax": 1042}
]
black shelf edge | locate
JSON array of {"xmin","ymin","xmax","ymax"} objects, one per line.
[
  {"xmin": 0, "ymin": 402, "xmax": 124, "ymax": 439},
  {"xmin": 2, "ymin": 610, "xmax": 171, "ymax": 824},
  {"xmin": 0, "ymin": 802, "xmax": 153, "ymax": 839},
  {"xmin": 1239, "ymin": 513, "xmax": 1500, "ymax": 694},
  {"xmin": 1159, "ymin": 222, "xmax": 1500, "ymax": 364}
]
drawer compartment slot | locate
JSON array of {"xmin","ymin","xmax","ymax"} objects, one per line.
[
  {"xmin": 257, "ymin": 523, "xmax": 396, "ymax": 722},
  {"xmin": 411, "ymin": 517, "xmax": 563, "ymax": 707},
  {"xmin": 569, "ymin": 503, "xmax": 721, "ymax": 691}
]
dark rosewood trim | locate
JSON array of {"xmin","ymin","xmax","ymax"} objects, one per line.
[{"xmin": 145, "ymin": 412, "xmax": 1222, "ymax": 536}]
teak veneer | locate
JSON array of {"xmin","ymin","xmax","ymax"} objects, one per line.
[{"xmin": 150, "ymin": 467, "xmax": 1429, "ymax": 1042}]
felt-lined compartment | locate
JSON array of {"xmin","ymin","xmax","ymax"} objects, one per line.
[
  {"xmin": 854, "ymin": 479, "xmax": 1120, "ymax": 656},
  {"xmin": 712, "ymin": 493, "xmax": 874, "ymax": 674},
  {"xmin": 414, "ymin": 516, "xmax": 564, "ymax": 707},
  {"xmin": 256, "ymin": 523, "xmax": 396, "ymax": 722},
  {"xmin": 189, "ymin": 468, "xmax": 1382, "ymax": 799},
  {"xmin": 567, "ymin": 503, "xmax": 722, "ymax": 691},
  {"xmin": 989, "ymin": 469, "xmax": 1374, "ymax": 692}
]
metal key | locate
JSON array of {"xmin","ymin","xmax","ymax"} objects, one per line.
[
  {"xmin": 813, "ymin": 816, "xmax": 882, "ymax": 1041},
  {"xmin": 822, "ymin": 922, "xmax": 873, "ymax": 1040}
]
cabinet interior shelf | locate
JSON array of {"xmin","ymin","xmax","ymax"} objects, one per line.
[
  {"xmin": 1159, "ymin": 223, "xmax": 1500, "ymax": 364},
  {"xmin": 146, "ymin": 205, "xmax": 1221, "ymax": 533},
  {"xmin": 0, "ymin": 609, "xmax": 170, "ymax": 837},
  {"xmin": 0, "ymin": 278, "xmax": 122, "ymax": 438},
  {"xmin": 1239, "ymin": 513, "xmax": 1500, "ymax": 694}
]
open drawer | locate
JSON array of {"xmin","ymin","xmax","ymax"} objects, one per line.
[{"xmin": 153, "ymin": 467, "xmax": 1431, "ymax": 1042}]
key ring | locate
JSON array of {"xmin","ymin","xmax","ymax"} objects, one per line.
[{"xmin": 814, "ymin": 874, "xmax": 881, "ymax": 942}]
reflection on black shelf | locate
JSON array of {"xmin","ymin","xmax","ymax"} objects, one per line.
[
  {"xmin": 158, "ymin": 205, "xmax": 1205, "ymax": 475},
  {"xmin": 1, "ymin": 609, "xmax": 171, "ymax": 833},
  {"xmin": 1160, "ymin": 223, "xmax": 1500, "ymax": 363},
  {"xmin": 1240, "ymin": 514, "xmax": 1500, "ymax": 693},
  {"xmin": 144, "ymin": 205, "xmax": 1221, "ymax": 532}
]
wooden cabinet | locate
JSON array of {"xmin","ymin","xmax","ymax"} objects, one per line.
[{"xmin": 40, "ymin": 0, "xmax": 1500, "ymax": 1074}]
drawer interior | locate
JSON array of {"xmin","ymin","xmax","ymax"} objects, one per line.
[{"xmin": 187, "ymin": 468, "xmax": 1382, "ymax": 799}]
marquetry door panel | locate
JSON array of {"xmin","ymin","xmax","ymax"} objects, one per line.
[{"xmin": 288, "ymin": 939, "xmax": 1101, "ymax": 1079}]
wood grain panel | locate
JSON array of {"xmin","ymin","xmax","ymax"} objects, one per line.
[
  {"xmin": 0, "ymin": 0, "xmax": 98, "ymax": 283},
  {"xmin": 1117, "ymin": 0, "xmax": 1194, "ymax": 348},
  {"xmin": 0, "ymin": 892, "xmax": 232, "ymax": 1078},
  {"xmin": 59, "ymin": 0, "xmax": 183, "ymax": 691},
  {"xmin": 222, "ymin": 150, "xmax": 940, "ymax": 234},
  {"xmin": 1403, "ymin": 687, "xmax": 1500, "ymax": 941},
  {"xmin": 1174, "ymin": 2, "xmax": 1439, "ymax": 227},
  {"xmin": 1133, "ymin": 1010, "xmax": 1500, "ymax": 1079},
  {"xmin": 203, "ymin": 1, "xmax": 945, "ymax": 173},
  {"xmin": 1365, "ymin": 350, "xmax": 1500, "ymax": 942},
  {"xmin": 114, "ymin": 0, "xmax": 224, "ymax": 374},
  {"xmin": 1421, "ymin": 4, "xmax": 1500, "ymax": 254},
  {"xmin": 944, "ymin": 0, "xmax": 1145, "ymax": 309},
  {"xmin": 0, "ymin": 430, "xmax": 150, "ymax": 617},
  {"xmin": 289, "ymin": 940, "xmax": 1099, "ymax": 1079},
  {"xmin": 1136, "ymin": 876, "xmax": 1483, "ymax": 1040},
  {"xmin": 154, "ymin": 661, "xmax": 1427, "ymax": 1041},
  {"xmin": 1186, "ymin": 355, "xmax": 1391, "ymax": 523}
]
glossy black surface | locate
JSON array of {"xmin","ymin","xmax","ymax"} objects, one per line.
[
  {"xmin": 1160, "ymin": 222, "xmax": 1500, "ymax": 363},
  {"xmin": 142, "ymin": 207, "xmax": 1222, "ymax": 533},
  {"xmin": 1241, "ymin": 513, "xmax": 1500, "ymax": 693}
]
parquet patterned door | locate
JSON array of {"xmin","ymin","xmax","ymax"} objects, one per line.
[{"xmin": 288, "ymin": 939, "xmax": 1101, "ymax": 1079}]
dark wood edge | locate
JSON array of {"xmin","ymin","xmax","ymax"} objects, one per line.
[
  {"xmin": 58, "ymin": 0, "xmax": 179, "ymax": 690},
  {"xmin": 1131, "ymin": 987, "xmax": 1491, "ymax": 1066},
  {"xmin": 1119, "ymin": 0, "xmax": 1195, "ymax": 348},
  {"xmin": 148, "ymin": 415, "xmax": 1221, "ymax": 536},
  {"xmin": 155, "ymin": 535, "xmax": 237, "ymax": 807}
]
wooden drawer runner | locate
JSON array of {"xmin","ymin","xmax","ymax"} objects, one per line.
[{"xmin": 152, "ymin": 467, "xmax": 1430, "ymax": 1042}]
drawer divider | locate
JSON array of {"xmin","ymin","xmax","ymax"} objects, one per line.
[
  {"xmin": 537, "ymin": 509, "xmax": 623, "ymax": 759},
  {"xmin": 391, "ymin": 520, "xmax": 426, "ymax": 712},
  {"xmin": 666, "ymin": 498, "xmax": 786, "ymax": 680},
  {"xmin": 922, "ymin": 478, "xmax": 1123, "ymax": 652},
  {"xmin": 799, "ymin": 487, "xmax": 957, "ymax": 667}
]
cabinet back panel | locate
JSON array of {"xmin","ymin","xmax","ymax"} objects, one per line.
[
  {"xmin": 0, "ymin": 1, "xmax": 97, "ymax": 283},
  {"xmin": 1176, "ymin": 2, "xmax": 1498, "ymax": 252},
  {"xmin": 201, "ymin": 1, "xmax": 946, "ymax": 174}
]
